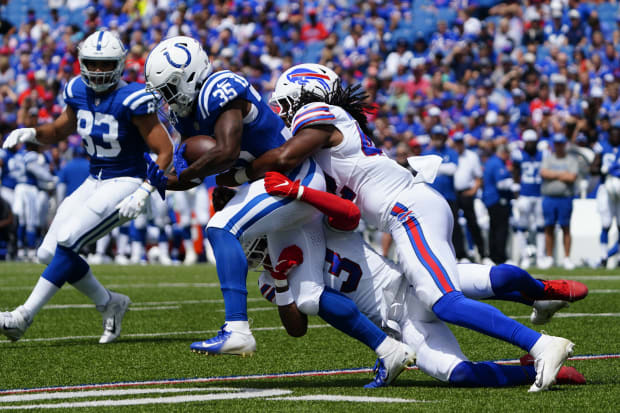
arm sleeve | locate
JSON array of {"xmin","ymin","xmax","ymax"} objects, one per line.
[
  {"xmin": 437, "ymin": 162, "xmax": 457, "ymax": 176},
  {"xmin": 258, "ymin": 272, "xmax": 277, "ymax": 304},
  {"xmin": 299, "ymin": 186, "xmax": 361, "ymax": 231}
]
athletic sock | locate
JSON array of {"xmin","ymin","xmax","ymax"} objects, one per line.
[
  {"xmin": 207, "ymin": 227, "xmax": 248, "ymax": 321},
  {"xmin": 70, "ymin": 269, "xmax": 110, "ymax": 307},
  {"xmin": 433, "ymin": 291, "xmax": 541, "ymax": 352},
  {"xmin": 449, "ymin": 361, "xmax": 536, "ymax": 387},
  {"xmin": 22, "ymin": 277, "xmax": 59, "ymax": 317},
  {"xmin": 318, "ymin": 287, "xmax": 386, "ymax": 351},
  {"xmin": 490, "ymin": 264, "xmax": 545, "ymax": 299}
]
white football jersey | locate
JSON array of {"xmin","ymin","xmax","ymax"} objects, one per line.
[
  {"xmin": 290, "ymin": 102, "xmax": 416, "ymax": 230},
  {"xmin": 259, "ymin": 225, "xmax": 404, "ymax": 327}
]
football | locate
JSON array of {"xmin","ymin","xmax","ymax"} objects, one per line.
[{"xmin": 182, "ymin": 135, "xmax": 217, "ymax": 164}]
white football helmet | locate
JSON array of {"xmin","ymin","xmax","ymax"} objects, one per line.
[
  {"xmin": 145, "ymin": 36, "xmax": 211, "ymax": 119},
  {"xmin": 78, "ymin": 30, "xmax": 127, "ymax": 93},
  {"xmin": 242, "ymin": 236, "xmax": 269, "ymax": 271},
  {"xmin": 270, "ymin": 63, "xmax": 339, "ymax": 122}
]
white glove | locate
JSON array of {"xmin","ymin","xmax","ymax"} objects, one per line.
[
  {"xmin": 2, "ymin": 128, "xmax": 38, "ymax": 149},
  {"xmin": 116, "ymin": 182, "xmax": 154, "ymax": 220}
]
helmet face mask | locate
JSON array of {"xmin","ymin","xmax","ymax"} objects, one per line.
[
  {"xmin": 78, "ymin": 30, "xmax": 127, "ymax": 93},
  {"xmin": 242, "ymin": 236, "xmax": 269, "ymax": 271},
  {"xmin": 145, "ymin": 36, "xmax": 212, "ymax": 123}
]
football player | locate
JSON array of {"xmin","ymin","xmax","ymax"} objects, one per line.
[
  {"xmin": 511, "ymin": 129, "xmax": 546, "ymax": 269},
  {"xmin": 144, "ymin": 37, "xmax": 415, "ymax": 383},
  {"xmin": 211, "ymin": 185, "xmax": 586, "ymax": 388},
  {"xmin": 0, "ymin": 30, "xmax": 173, "ymax": 344},
  {"xmin": 227, "ymin": 64, "xmax": 577, "ymax": 391}
]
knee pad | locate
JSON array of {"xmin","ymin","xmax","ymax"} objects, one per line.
[
  {"xmin": 36, "ymin": 246, "xmax": 54, "ymax": 265},
  {"xmin": 296, "ymin": 290, "xmax": 322, "ymax": 316}
]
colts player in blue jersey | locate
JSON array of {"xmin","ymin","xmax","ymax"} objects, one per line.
[
  {"xmin": 144, "ymin": 38, "xmax": 413, "ymax": 377},
  {"xmin": 511, "ymin": 129, "xmax": 546, "ymax": 269},
  {"xmin": 0, "ymin": 30, "xmax": 173, "ymax": 343}
]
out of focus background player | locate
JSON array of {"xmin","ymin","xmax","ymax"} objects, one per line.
[{"xmin": 0, "ymin": 29, "xmax": 172, "ymax": 344}]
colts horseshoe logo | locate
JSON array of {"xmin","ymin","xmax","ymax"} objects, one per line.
[{"xmin": 164, "ymin": 43, "xmax": 192, "ymax": 68}]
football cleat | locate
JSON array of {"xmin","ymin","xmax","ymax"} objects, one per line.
[
  {"xmin": 520, "ymin": 354, "xmax": 585, "ymax": 385},
  {"xmin": 97, "ymin": 291, "xmax": 131, "ymax": 344},
  {"xmin": 528, "ymin": 336, "xmax": 574, "ymax": 392},
  {"xmin": 0, "ymin": 306, "xmax": 32, "ymax": 341},
  {"xmin": 364, "ymin": 342, "xmax": 416, "ymax": 388},
  {"xmin": 540, "ymin": 279, "xmax": 588, "ymax": 302},
  {"xmin": 183, "ymin": 249, "xmax": 198, "ymax": 266},
  {"xmin": 190, "ymin": 324, "xmax": 256, "ymax": 356},
  {"xmin": 530, "ymin": 300, "xmax": 569, "ymax": 325}
]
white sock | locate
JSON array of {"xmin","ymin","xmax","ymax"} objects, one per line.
[
  {"xmin": 23, "ymin": 277, "xmax": 60, "ymax": 317},
  {"xmin": 529, "ymin": 333, "xmax": 554, "ymax": 358},
  {"xmin": 117, "ymin": 233, "xmax": 129, "ymax": 256},
  {"xmin": 96, "ymin": 234, "xmax": 110, "ymax": 255},
  {"xmin": 131, "ymin": 241, "xmax": 143, "ymax": 261},
  {"xmin": 225, "ymin": 320, "xmax": 251, "ymax": 333},
  {"xmin": 70, "ymin": 269, "xmax": 110, "ymax": 307},
  {"xmin": 536, "ymin": 233, "xmax": 546, "ymax": 259},
  {"xmin": 183, "ymin": 239, "xmax": 195, "ymax": 255},
  {"xmin": 375, "ymin": 336, "xmax": 398, "ymax": 358},
  {"xmin": 158, "ymin": 241, "xmax": 169, "ymax": 256},
  {"xmin": 514, "ymin": 231, "xmax": 526, "ymax": 259}
]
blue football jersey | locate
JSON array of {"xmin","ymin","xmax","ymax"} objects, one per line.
[
  {"xmin": 63, "ymin": 76, "xmax": 157, "ymax": 179},
  {"xmin": 512, "ymin": 149, "xmax": 543, "ymax": 197},
  {"xmin": 594, "ymin": 138, "xmax": 619, "ymax": 182},
  {"xmin": 0, "ymin": 148, "xmax": 17, "ymax": 189},
  {"xmin": 174, "ymin": 70, "xmax": 288, "ymax": 168},
  {"xmin": 8, "ymin": 149, "xmax": 38, "ymax": 186},
  {"xmin": 421, "ymin": 146, "xmax": 459, "ymax": 201}
]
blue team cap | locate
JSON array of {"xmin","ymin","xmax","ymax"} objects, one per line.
[
  {"xmin": 553, "ymin": 133, "xmax": 567, "ymax": 143},
  {"xmin": 452, "ymin": 132, "xmax": 464, "ymax": 142}
]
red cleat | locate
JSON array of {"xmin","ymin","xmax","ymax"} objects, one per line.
[
  {"xmin": 520, "ymin": 354, "xmax": 585, "ymax": 385},
  {"xmin": 540, "ymin": 280, "xmax": 589, "ymax": 302},
  {"xmin": 556, "ymin": 366, "xmax": 586, "ymax": 385}
]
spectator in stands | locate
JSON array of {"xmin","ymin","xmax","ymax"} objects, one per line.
[
  {"xmin": 483, "ymin": 143, "xmax": 515, "ymax": 264},
  {"xmin": 300, "ymin": 9, "xmax": 328, "ymax": 43},
  {"xmin": 423, "ymin": 124, "xmax": 467, "ymax": 260},
  {"xmin": 539, "ymin": 134, "xmax": 579, "ymax": 270},
  {"xmin": 453, "ymin": 132, "xmax": 488, "ymax": 262}
]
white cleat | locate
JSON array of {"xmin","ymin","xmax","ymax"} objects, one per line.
[
  {"xmin": 97, "ymin": 291, "xmax": 131, "ymax": 344},
  {"xmin": 0, "ymin": 306, "xmax": 32, "ymax": 341},
  {"xmin": 114, "ymin": 255, "xmax": 129, "ymax": 265},
  {"xmin": 190, "ymin": 324, "xmax": 257, "ymax": 356},
  {"xmin": 530, "ymin": 300, "xmax": 570, "ymax": 325},
  {"xmin": 562, "ymin": 257, "xmax": 576, "ymax": 270},
  {"xmin": 365, "ymin": 340, "xmax": 416, "ymax": 388},
  {"xmin": 520, "ymin": 257, "xmax": 532, "ymax": 269},
  {"xmin": 183, "ymin": 249, "xmax": 198, "ymax": 266},
  {"xmin": 529, "ymin": 336, "xmax": 574, "ymax": 392},
  {"xmin": 537, "ymin": 256, "xmax": 554, "ymax": 270}
]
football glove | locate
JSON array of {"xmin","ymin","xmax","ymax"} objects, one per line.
[
  {"xmin": 264, "ymin": 171, "xmax": 303, "ymax": 199},
  {"xmin": 116, "ymin": 183, "xmax": 153, "ymax": 220},
  {"xmin": 173, "ymin": 143, "xmax": 188, "ymax": 177},
  {"xmin": 144, "ymin": 153, "xmax": 168, "ymax": 200},
  {"xmin": 2, "ymin": 128, "xmax": 38, "ymax": 149},
  {"xmin": 269, "ymin": 245, "xmax": 303, "ymax": 287}
]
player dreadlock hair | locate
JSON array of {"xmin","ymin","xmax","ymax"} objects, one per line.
[{"xmin": 290, "ymin": 82, "xmax": 375, "ymax": 138}]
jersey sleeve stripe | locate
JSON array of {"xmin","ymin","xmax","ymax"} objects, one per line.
[
  {"xmin": 292, "ymin": 114, "xmax": 336, "ymax": 135},
  {"xmin": 122, "ymin": 90, "xmax": 148, "ymax": 106},
  {"xmin": 129, "ymin": 94, "xmax": 156, "ymax": 110},
  {"xmin": 198, "ymin": 71, "xmax": 231, "ymax": 119},
  {"xmin": 65, "ymin": 77, "xmax": 79, "ymax": 99}
]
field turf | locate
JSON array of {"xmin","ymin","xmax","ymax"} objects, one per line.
[{"xmin": 0, "ymin": 263, "xmax": 619, "ymax": 412}]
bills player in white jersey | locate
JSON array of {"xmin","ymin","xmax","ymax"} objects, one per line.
[
  {"xmin": 144, "ymin": 37, "xmax": 414, "ymax": 379},
  {"xmin": 0, "ymin": 30, "xmax": 173, "ymax": 343},
  {"xmin": 212, "ymin": 185, "xmax": 586, "ymax": 388},
  {"xmin": 231, "ymin": 63, "xmax": 577, "ymax": 392}
]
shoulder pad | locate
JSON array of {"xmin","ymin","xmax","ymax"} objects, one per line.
[
  {"xmin": 121, "ymin": 84, "xmax": 157, "ymax": 115},
  {"xmin": 62, "ymin": 76, "xmax": 83, "ymax": 102},
  {"xmin": 198, "ymin": 71, "xmax": 250, "ymax": 119},
  {"xmin": 291, "ymin": 102, "xmax": 336, "ymax": 135}
]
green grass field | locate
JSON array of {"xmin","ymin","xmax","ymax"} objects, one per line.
[{"xmin": 1, "ymin": 263, "xmax": 619, "ymax": 412}]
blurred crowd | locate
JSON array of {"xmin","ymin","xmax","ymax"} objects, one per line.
[{"xmin": 1, "ymin": 0, "xmax": 620, "ymax": 268}]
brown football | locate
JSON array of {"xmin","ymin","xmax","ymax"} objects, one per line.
[{"xmin": 182, "ymin": 135, "xmax": 217, "ymax": 164}]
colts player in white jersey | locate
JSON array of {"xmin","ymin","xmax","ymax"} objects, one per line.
[
  {"xmin": 233, "ymin": 63, "xmax": 577, "ymax": 392},
  {"xmin": 144, "ymin": 37, "xmax": 414, "ymax": 381},
  {"xmin": 248, "ymin": 185, "xmax": 586, "ymax": 388},
  {"xmin": 0, "ymin": 30, "xmax": 173, "ymax": 343}
]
